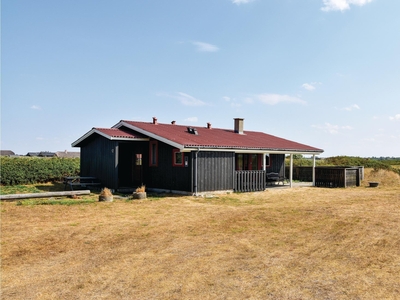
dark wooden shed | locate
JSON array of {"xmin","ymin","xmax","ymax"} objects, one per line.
[{"xmin": 72, "ymin": 118, "xmax": 323, "ymax": 194}]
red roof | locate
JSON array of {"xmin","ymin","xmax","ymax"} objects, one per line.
[
  {"xmin": 113, "ymin": 120, "xmax": 323, "ymax": 153},
  {"xmin": 95, "ymin": 128, "xmax": 146, "ymax": 139},
  {"xmin": 71, "ymin": 127, "xmax": 148, "ymax": 147}
]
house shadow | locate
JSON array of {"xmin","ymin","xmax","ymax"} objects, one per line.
[{"xmin": 35, "ymin": 182, "xmax": 65, "ymax": 192}]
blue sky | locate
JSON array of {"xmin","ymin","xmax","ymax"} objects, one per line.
[{"xmin": 2, "ymin": 0, "xmax": 399, "ymax": 157}]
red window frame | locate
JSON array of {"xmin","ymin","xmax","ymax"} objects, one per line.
[
  {"xmin": 172, "ymin": 149, "xmax": 184, "ymax": 167},
  {"xmin": 149, "ymin": 141, "xmax": 158, "ymax": 167}
]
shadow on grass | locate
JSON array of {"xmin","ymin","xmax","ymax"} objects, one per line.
[{"xmin": 35, "ymin": 182, "xmax": 65, "ymax": 192}]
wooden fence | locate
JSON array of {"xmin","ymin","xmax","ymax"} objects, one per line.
[
  {"xmin": 314, "ymin": 167, "xmax": 361, "ymax": 188},
  {"xmin": 286, "ymin": 166, "xmax": 364, "ymax": 184},
  {"xmin": 234, "ymin": 170, "xmax": 266, "ymax": 192}
]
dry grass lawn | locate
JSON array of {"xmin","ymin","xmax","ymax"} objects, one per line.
[{"xmin": 1, "ymin": 169, "xmax": 400, "ymax": 299}]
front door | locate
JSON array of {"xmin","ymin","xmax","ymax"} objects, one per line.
[{"xmin": 132, "ymin": 153, "xmax": 143, "ymax": 186}]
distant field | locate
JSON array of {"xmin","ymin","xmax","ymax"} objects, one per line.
[{"xmin": 2, "ymin": 169, "xmax": 400, "ymax": 299}]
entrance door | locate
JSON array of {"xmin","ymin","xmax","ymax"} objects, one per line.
[{"xmin": 132, "ymin": 153, "xmax": 143, "ymax": 186}]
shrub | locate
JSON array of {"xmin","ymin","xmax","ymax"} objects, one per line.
[
  {"xmin": 99, "ymin": 187, "xmax": 113, "ymax": 197},
  {"xmin": 0, "ymin": 157, "xmax": 80, "ymax": 185},
  {"xmin": 135, "ymin": 185, "xmax": 146, "ymax": 193}
]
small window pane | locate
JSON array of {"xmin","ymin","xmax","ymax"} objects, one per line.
[{"xmin": 175, "ymin": 152, "xmax": 183, "ymax": 164}]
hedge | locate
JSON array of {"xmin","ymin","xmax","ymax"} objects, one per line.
[
  {"xmin": 0, "ymin": 157, "xmax": 80, "ymax": 185},
  {"xmin": 286, "ymin": 156, "xmax": 400, "ymax": 176}
]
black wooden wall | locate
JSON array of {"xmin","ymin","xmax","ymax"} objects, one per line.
[
  {"xmin": 80, "ymin": 135, "xmax": 119, "ymax": 189},
  {"xmin": 145, "ymin": 141, "xmax": 192, "ymax": 192},
  {"xmin": 194, "ymin": 151, "xmax": 235, "ymax": 193},
  {"xmin": 79, "ymin": 133, "xmax": 286, "ymax": 193}
]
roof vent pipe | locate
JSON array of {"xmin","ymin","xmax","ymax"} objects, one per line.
[
  {"xmin": 152, "ymin": 117, "xmax": 158, "ymax": 125},
  {"xmin": 207, "ymin": 122, "xmax": 212, "ymax": 129},
  {"xmin": 234, "ymin": 118, "xmax": 244, "ymax": 134}
]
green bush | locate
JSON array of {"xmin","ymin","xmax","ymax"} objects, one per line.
[
  {"xmin": 286, "ymin": 156, "xmax": 400, "ymax": 176},
  {"xmin": 0, "ymin": 157, "xmax": 80, "ymax": 185},
  {"xmin": 322, "ymin": 156, "xmax": 392, "ymax": 170}
]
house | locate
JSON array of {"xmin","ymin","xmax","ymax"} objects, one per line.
[
  {"xmin": 0, "ymin": 150, "xmax": 16, "ymax": 156},
  {"xmin": 26, "ymin": 151, "xmax": 56, "ymax": 157},
  {"xmin": 55, "ymin": 150, "xmax": 80, "ymax": 158},
  {"xmin": 72, "ymin": 117, "xmax": 323, "ymax": 194}
]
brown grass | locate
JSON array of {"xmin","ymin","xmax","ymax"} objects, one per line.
[{"xmin": 2, "ymin": 169, "xmax": 400, "ymax": 299}]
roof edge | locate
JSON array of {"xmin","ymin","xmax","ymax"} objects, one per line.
[
  {"xmin": 115, "ymin": 120, "xmax": 185, "ymax": 150},
  {"xmin": 72, "ymin": 128, "xmax": 149, "ymax": 147}
]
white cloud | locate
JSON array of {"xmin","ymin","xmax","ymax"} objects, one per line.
[
  {"xmin": 321, "ymin": 0, "xmax": 374, "ymax": 12},
  {"xmin": 255, "ymin": 93, "xmax": 306, "ymax": 105},
  {"xmin": 389, "ymin": 114, "xmax": 400, "ymax": 121},
  {"xmin": 343, "ymin": 104, "xmax": 360, "ymax": 111},
  {"xmin": 191, "ymin": 41, "xmax": 219, "ymax": 52},
  {"xmin": 232, "ymin": 0, "xmax": 253, "ymax": 4},
  {"xmin": 184, "ymin": 117, "xmax": 198, "ymax": 123},
  {"xmin": 31, "ymin": 105, "xmax": 41, "ymax": 110},
  {"xmin": 312, "ymin": 122, "xmax": 353, "ymax": 134},
  {"xmin": 222, "ymin": 96, "xmax": 231, "ymax": 101},
  {"xmin": 158, "ymin": 92, "xmax": 206, "ymax": 106},
  {"xmin": 302, "ymin": 83, "xmax": 316, "ymax": 91}
]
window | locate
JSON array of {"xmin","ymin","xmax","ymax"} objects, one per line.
[
  {"xmin": 235, "ymin": 154, "xmax": 266, "ymax": 170},
  {"xmin": 236, "ymin": 154, "xmax": 244, "ymax": 170},
  {"xmin": 251, "ymin": 154, "xmax": 258, "ymax": 170},
  {"xmin": 136, "ymin": 154, "xmax": 142, "ymax": 166},
  {"xmin": 173, "ymin": 149, "xmax": 184, "ymax": 167},
  {"xmin": 265, "ymin": 154, "xmax": 270, "ymax": 167},
  {"xmin": 149, "ymin": 141, "xmax": 158, "ymax": 166}
]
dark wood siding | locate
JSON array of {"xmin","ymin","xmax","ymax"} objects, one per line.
[
  {"xmin": 145, "ymin": 141, "xmax": 192, "ymax": 192},
  {"xmin": 80, "ymin": 135, "xmax": 118, "ymax": 189},
  {"xmin": 194, "ymin": 151, "xmax": 235, "ymax": 193}
]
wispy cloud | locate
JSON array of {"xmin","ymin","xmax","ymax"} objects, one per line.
[
  {"xmin": 191, "ymin": 41, "xmax": 219, "ymax": 52},
  {"xmin": 222, "ymin": 96, "xmax": 243, "ymax": 108},
  {"xmin": 389, "ymin": 114, "xmax": 400, "ymax": 121},
  {"xmin": 312, "ymin": 122, "xmax": 353, "ymax": 134},
  {"xmin": 343, "ymin": 104, "xmax": 360, "ymax": 111},
  {"xmin": 184, "ymin": 117, "xmax": 198, "ymax": 123},
  {"xmin": 302, "ymin": 83, "xmax": 316, "ymax": 91},
  {"xmin": 321, "ymin": 0, "xmax": 374, "ymax": 12},
  {"xmin": 254, "ymin": 94, "xmax": 306, "ymax": 105},
  {"xmin": 232, "ymin": 0, "xmax": 254, "ymax": 4},
  {"xmin": 31, "ymin": 105, "xmax": 41, "ymax": 110},
  {"xmin": 157, "ymin": 92, "xmax": 206, "ymax": 106}
]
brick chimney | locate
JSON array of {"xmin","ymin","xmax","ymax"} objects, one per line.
[
  {"xmin": 234, "ymin": 118, "xmax": 244, "ymax": 134},
  {"xmin": 207, "ymin": 122, "xmax": 212, "ymax": 129},
  {"xmin": 152, "ymin": 117, "xmax": 158, "ymax": 125}
]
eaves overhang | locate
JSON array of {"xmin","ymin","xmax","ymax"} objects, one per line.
[{"xmin": 180, "ymin": 146, "xmax": 323, "ymax": 155}]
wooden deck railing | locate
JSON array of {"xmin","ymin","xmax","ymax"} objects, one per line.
[{"xmin": 234, "ymin": 170, "xmax": 266, "ymax": 192}]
